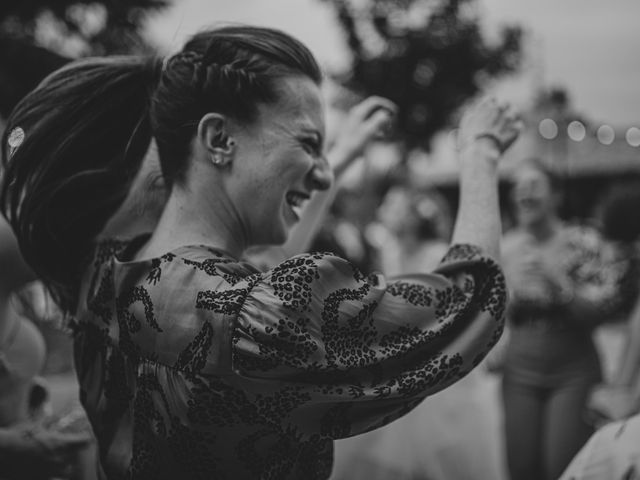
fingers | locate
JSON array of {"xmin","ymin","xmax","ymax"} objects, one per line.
[
  {"xmin": 331, "ymin": 96, "xmax": 397, "ymax": 164},
  {"xmin": 364, "ymin": 108, "xmax": 395, "ymax": 139},
  {"xmin": 351, "ymin": 96, "xmax": 398, "ymax": 121},
  {"xmin": 459, "ymin": 95, "xmax": 523, "ymax": 153},
  {"xmin": 349, "ymin": 96, "xmax": 397, "ymax": 137}
]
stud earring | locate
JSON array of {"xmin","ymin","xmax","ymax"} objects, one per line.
[{"xmin": 211, "ymin": 153, "xmax": 231, "ymax": 167}]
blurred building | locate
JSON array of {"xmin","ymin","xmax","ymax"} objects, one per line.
[{"xmin": 406, "ymin": 98, "xmax": 640, "ymax": 225}]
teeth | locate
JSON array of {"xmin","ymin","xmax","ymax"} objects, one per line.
[
  {"xmin": 286, "ymin": 192, "xmax": 308, "ymax": 219},
  {"xmin": 286, "ymin": 192, "xmax": 306, "ymax": 208},
  {"xmin": 291, "ymin": 204, "xmax": 303, "ymax": 218}
]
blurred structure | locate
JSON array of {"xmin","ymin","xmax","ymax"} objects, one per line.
[{"xmin": 403, "ymin": 87, "xmax": 640, "ymax": 226}]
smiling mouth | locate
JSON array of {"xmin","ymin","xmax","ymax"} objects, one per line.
[{"xmin": 286, "ymin": 191, "xmax": 309, "ymax": 219}]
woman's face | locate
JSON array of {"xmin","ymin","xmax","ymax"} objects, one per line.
[
  {"xmin": 512, "ymin": 166, "xmax": 556, "ymax": 227},
  {"xmin": 226, "ymin": 75, "xmax": 332, "ymax": 246}
]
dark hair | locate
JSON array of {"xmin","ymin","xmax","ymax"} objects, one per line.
[
  {"xmin": 1, "ymin": 25, "xmax": 322, "ymax": 312},
  {"xmin": 154, "ymin": 26, "xmax": 321, "ymax": 181},
  {"xmin": 599, "ymin": 183, "xmax": 640, "ymax": 242}
]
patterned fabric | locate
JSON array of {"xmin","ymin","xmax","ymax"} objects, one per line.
[{"xmin": 73, "ymin": 238, "xmax": 506, "ymax": 480}]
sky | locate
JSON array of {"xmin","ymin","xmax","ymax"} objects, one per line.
[{"xmin": 146, "ymin": 0, "xmax": 640, "ymax": 127}]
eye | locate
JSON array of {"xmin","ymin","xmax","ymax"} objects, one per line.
[{"xmin": 301, "ymin": 138, "xmax": 321, "ymax": 157}]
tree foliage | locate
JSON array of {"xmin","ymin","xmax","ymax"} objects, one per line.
[
  {"xmin": 0, "ymin": 0, "xmax": 169, "ymax": 116},
  {"xmin": 323, "ymin": 0, "xmax": 522, "ymax": 149}
]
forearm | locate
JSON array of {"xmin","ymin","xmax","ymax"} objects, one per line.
[
  {"xmin": 451, "ymin": 141, "xmax": 501, "ymax": 259},
  {"xmin": 613, "ymin": 298, "xmax": 640, "ymax": 386}
]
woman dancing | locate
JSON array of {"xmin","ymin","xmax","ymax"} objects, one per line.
[{"xmin": 2, "ymin": 25, "xmax": 520, "ymax": 479}]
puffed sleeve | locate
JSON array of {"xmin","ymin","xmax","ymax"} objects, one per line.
[{"xmin": 228, "ymin": 244, "xmax": 506, "ymax": 438}]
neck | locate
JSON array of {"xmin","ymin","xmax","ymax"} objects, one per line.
[{"xmin": 138, "ymin": 186, "xmax": 245, "ymax": 260}]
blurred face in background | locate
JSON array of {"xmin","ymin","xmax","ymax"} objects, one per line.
[
  {"xmin": 378, "ymin": 187, "xmax": 415, "ymax": 236},
  {"xmin": 512, "ymin": 165, "xmax": 557, "ymax": 228},
  {"xmin": 378, "ymin": 187, "xmax": 447, "ymax": 240}
]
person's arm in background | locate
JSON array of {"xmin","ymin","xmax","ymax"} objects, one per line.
[
  {"xmin": 613, "ymin": 291, "xmax": 640, "ymax": 388},
  {"xmin": 247, "ymin": 96, "xmax": 397, "ymax": 267}
]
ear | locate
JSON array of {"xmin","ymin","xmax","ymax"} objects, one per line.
[{"xmin": 197, "ymin": 113, "xmax": 236, "ymax": 158}]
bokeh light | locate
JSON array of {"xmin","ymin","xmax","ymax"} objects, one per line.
[
  {"xmin": 538, "ymin": 118, "xmax": 558, "ymax": 140},
  {"xmin": 597, "ymin": 125, "xmax": 615, "ymax": 145},
  {"xmin": 567, "ymin": 121, "xmax": 586, "ymax": 141},
  {"xmin": 625, "ymin": 127, "xmax": 640, "ymax": 147}
]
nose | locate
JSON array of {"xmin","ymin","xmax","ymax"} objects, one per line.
[{"xmin": 309, "ymin": 155, "xmax": 333, "ymax": 192}]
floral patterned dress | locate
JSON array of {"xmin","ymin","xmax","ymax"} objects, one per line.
[{"xmin": 73, "ymin": 237, "xmax": 506, "ymax": 480}]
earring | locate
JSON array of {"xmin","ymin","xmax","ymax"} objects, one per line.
[{"xmin": 211, "ymin": 152, "xmax": 231, "ymax": 166}]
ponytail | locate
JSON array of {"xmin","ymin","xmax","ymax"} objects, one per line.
[{"xmin": 1, "ymin": 55, "xmax": 160, "ymax": 313}]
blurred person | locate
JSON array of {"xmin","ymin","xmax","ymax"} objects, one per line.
[
  {"xmin": 0, "ymin": 300, "xmax": 93, "ymax": 480},
  {"xmin": 0, "ymin": 273, "xmax": 93, "ymax": 479},
  {"xmin": 331, "ymin": 185, "xmax": 507, "ymax": 480},
  {"xmin": 500, "ymin": 158, "xmax": 635, "ymax": 480},
  {"xmin": 376, "ymin": 185, "xmax": 451, "ymax": 274},
  {"xmin": 587, "ymin": 184, "xmax": 640, "ymax": 424},
  {"xmin": 1, "ymin": 207, "xmax": 93, "ymax": 479},
  {"xmin": 307, "ymin": 188, "xmax": 379, "ymax": 273},
  {"xmin": 538, "ymin": 184, "xmax": 640, "ymax": 480},
  {"xmin": 1, "ymin": 24, "xmax": 521, "ymax": 480}
]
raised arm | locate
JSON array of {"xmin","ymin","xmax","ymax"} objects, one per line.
[{"xmin": 451, "ymin": 97, "xmax": 522, "ymax": 259}]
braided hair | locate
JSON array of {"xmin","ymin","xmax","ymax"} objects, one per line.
[{"xmin": 0, "ymin": 25, "xmax": 322, "ymax": 312}]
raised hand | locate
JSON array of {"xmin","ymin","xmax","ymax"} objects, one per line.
[
  {"xmin": 329, "ymin": 96, "xmax": 397, "ymax": 176},
  {"xmin": 457, "ymin": 96, "xmax": 523, "ymax": 158}
]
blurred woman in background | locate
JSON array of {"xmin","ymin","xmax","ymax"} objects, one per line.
[{"xmin": 500, "ymin": 158, "xmax": 635, "ymax": 480}]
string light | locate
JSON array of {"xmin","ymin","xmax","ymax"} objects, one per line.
[
  {"xmin": 567, "ymin": 121, "xmax": 586, "ymax": 141},
  {"xmin": 596, "ymin": 125, "xmax": 615, "ymax": 145},
  {"xmin": 539, "ymin": 118, "xmax": 558, "ymax": 140},
  {"xmin": 625, "ymin": 127, "xmax": 640, "ymax": 147}
]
